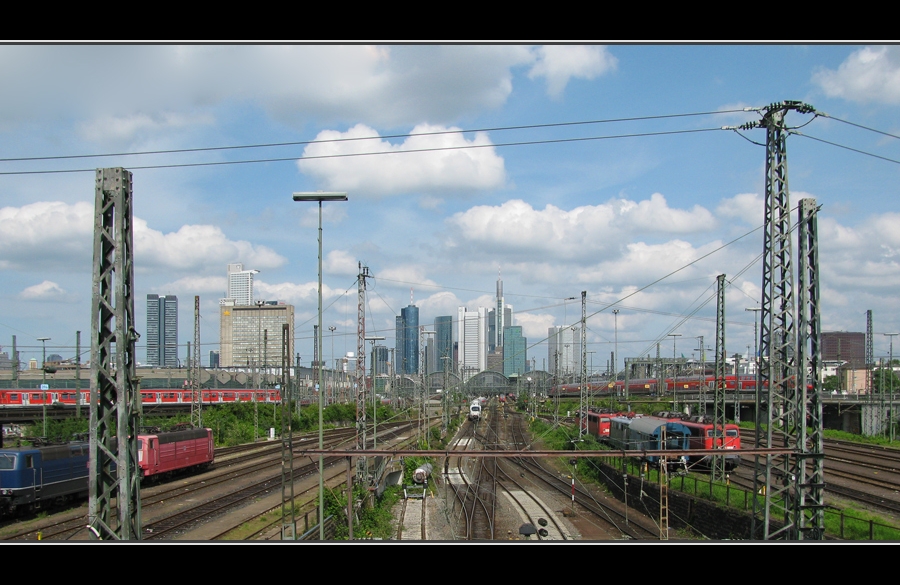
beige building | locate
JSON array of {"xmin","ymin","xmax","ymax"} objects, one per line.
[{"xmin": 220, "ymin": 301, "xmax": 294, "ymax": 369}]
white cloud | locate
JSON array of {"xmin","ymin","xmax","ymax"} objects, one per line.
[
  {"xmin": 324, "ymin": 250, "xmax": 360, "ymax": 276},
  {"xmin": 716, "ymin": 193, "xmax": 761, "ymax": 222},
  {"xmin": 134, "ymin": 219, "xmax": 286, "ymax": 272},
  {"xmin": 0, "ymin": 46, "xmax": 536, "ymax": 136},
  {"xmin": 514, "ymin": 312, "xmax": 556, "ymax": 341},
  {"xmin": 79, "ymin": 111, "xmax": 214, "ymax": 142},
  {"xmin": 447, "ymin": 195, "xmax": 716, "ymax": 261},
  {"xmin": 812, "ymin": 46, "xmax": 900, "ymax": 105},
  {"xmin": 0, "ymin": 201, "xmax": 94, "ymax": 270},
  {"xmin": 158, "ymin": 276, "xmax": 227, "ymax": 295},
  {"xmin": 528, "ymin": 46, "xmax": 617, "ymax": 98},
  {"xmin": 255, "ymin": 280, "xmax": 343, "ymax": 306},
  {"xmin": 19, "ymin": 280, "xmax": 67, "ymax": 300},
  {"xmin": 297, "ymin": 123, "xmax": 506, "ymax": 196}
]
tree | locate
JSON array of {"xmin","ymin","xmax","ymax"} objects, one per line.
[{"xmin": 872, "ymin": 367, "xmax": 900, "ymax": 394}]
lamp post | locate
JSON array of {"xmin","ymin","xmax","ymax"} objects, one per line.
[
  {"xmin": 293, "ymin": 191, "xmax": 348, "ymax": 541},
  {"xmin": 37, "ymin": 337, "xmax": 50, "ymax": 436}
]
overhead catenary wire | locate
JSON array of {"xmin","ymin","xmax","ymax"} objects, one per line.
[{"xmin": 0, "ymin": 109, "xmax": 748, "ymax": 164}]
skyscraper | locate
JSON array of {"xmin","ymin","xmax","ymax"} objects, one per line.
[
  {"xmin": 458, "ymin": 307, "xmax": 487, "ymax": 380},
  {"xmin": 434, "ymin": 316, "xmax": 453, "ymax": 372},
  {"xmin": 224, "ymin": 262, "xmax": 259, "ymax": 306},
  {"xmin": 503, "ymin": 326, "xmax": 526, "ymax": 376},
  {"xmin": 147, "ymin": 294, "xmax": 178, "ymax": 367},
  {"xmin": 395, "ymin": 304, "xmax": 419, "ymax": 374}
]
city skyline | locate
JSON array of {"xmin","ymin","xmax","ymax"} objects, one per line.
[{"xmin": 2, "ymin": 46, "xmax": 900, "ymax": 369}]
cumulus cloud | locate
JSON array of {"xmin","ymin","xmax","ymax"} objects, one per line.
[
  {"xmin": 19, "ymin": 280, "xmax": 68, "ymax": 301},
  {"xmin": 255, "ymin": 280, "xmax": 343, "ymax": 306},
  {"xmin": 134, "ymin": 219, "xmax": 286, "ymax": 272},
  {"xmin": 447, "ymin": 195, "xmax": 717, "ymax": 261},
  {"xmin": 157, "ymin": 276, "xmax": 227, "ymax": 295},
  {"xmin": 528, "ymin": 45, "xmax": 617, "ymax": 98},
  {"xmin": 0, "ymin": 201, "xmax": 94, "ymax": 270},
  {"xmin": 813, "ymin": 46, "xmax": 900, "ymax": 105},
  {"xmin": 297, "ymin": 123, "xmax": 506, "ymax": 196},
  {"xmin": 0, "ymin": 200, "xmax": 288, "ymax": 275},
  {"xmin": 514, "ymin": 312, "xmax": 556, "ymax": 341},
  {"xmin": 0, "ymin": 46, "xmax": 537, "ymax": 136},
  {"xmin": 324, "ymin": 250, "xmax": 360, "ymax": 276}
]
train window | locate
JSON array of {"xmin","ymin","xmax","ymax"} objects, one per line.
[
  {"xmin": 9, "ymin": 394, "xmax": 17, "ymax": 400},
  {"xmin": 707, "ymin": 430, "xmax": 724, "ymax": 437},
  {"xmin": 25, "ymin": 455, "xmax": 34, "ymax": 468},
  {"xmin": 0, "ymin": 454, "xmax": 16, "ymax": 469},
  {"xmin": 726, "ymin": 429, "xmax": 739, "ymax": 437}
]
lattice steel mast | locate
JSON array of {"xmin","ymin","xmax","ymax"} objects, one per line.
[
  {"xmin": 713, "ymin": 274, "xmax": 727, "ymax": 482},
  {"xmin": 740, "ymin": 100, "xmax": 817, "ymax": 540},
  {"xmin": 796, "ymin": 198, "xmax": 825, "ymax": 539},
  {"xmin": 580, "ymin": 291, "xmax": 587, "ymax": 436},
  {"xmin": 89, "ymin": 168, "xmax": 141, "ymax": 540},
  {"xmin": 281, "ymin": 323, "xmax": 295, "ymax": 540},
  {"xmin": 356, "ymin": 263, "xmax": 371, "ymax": 481},
  {"xmin": 866, "ymin": 310, "xmax": 874, "ymax": 398},
  {"xmin": 191, "ymin": 295, "xmax": 202, "ymax": 428}
]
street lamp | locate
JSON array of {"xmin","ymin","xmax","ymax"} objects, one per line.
[
  {"xmin": 37, "ymin": 337, "xmax": 50, "ymax": 437},
  {"xmin": 293, "ymin": 191, "xmax": 348, "ymax": 541}
]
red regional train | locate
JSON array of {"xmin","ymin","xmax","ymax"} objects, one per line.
[
  {"xmin": 0, "ymin": 388, "xmax": 281, "ymax": 407},
  {"xmin": 550, "ymin": 374, "xmax": 762, "ymax": 399}
]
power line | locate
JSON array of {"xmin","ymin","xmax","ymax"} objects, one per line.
[
  {"xmin": 0, "ymin": 109, "xmax": 746, "ymax": 164},
  {"xmin": 0, "ymin": 127, "xmax": 725, "ymax": 176},
  {"xmin": 793, "ymin": 131, "xmax": 900, "ymax": 166}
]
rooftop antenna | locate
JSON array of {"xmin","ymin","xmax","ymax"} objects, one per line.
[{"xmin": 410, "ymin": 288, "xmax": 414, "ymax": 305}]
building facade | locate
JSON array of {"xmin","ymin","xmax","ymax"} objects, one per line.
[
  {"xmin": 434, "ymin": 316, "xmax": 453, "ymax": 372},
  {"xmin": 219, "ymin": 301, "xmax": 294, "ymax": 369},
  {"xmin": 146, "ymin": 294, "xmax": 178, "ymax": 367},
  {"xmin": 458, "ymin": 307, "xmax": 487, "ymax": 381},
  {"xmin": 503, "ymin": 326, "xmax": 526, "ymax": 376},
  {"xmin": 822, "ymin": 331, "xmax": 866, "ymax": 370},
  {"xmin": 224, "ymin": 262, "xmax": 259, "ymax": 306},
  {"xmin": 395, "ymin": 304, "xmax": 419, "ymax": 375}
]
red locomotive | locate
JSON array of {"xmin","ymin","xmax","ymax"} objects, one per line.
[{"xmin": 138, "ymin": 427, "xmax": 215, "ymax": 479}]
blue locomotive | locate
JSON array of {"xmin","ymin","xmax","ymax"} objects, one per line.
[
  {"xmin": 0, "ymin": 441, "xmax": 90, "ymax": 516},
  {"xmin": 608, "ymin": 416, "xmax": 691, "ymax": 471}
]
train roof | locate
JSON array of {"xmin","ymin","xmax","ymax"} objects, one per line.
[{"xmin": 627, "ymin": 417, "xmax": 691, "ymax": 436}]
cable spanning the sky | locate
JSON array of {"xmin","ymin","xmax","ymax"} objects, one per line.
[{"xmin": 0, "ymin": 107, "xmax": 895, "ymax": 176}]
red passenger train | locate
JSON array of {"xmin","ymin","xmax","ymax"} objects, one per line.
[
  {"xmin": 0, "ymin": 388, "xmax": 282, "ymax": 407},
  {"xmin": 550, "ymin": 374, "xmax": 762, "ymax": 399}
]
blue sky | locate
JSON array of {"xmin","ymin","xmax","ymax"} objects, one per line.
[{"xmin": 1, "ymin": 44, "xmax": 898, "ymax": 371}]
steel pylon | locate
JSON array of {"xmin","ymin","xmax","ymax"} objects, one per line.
[{"xmin": 89, "ymin": 168, "xmax": 141, "ymax": 540}]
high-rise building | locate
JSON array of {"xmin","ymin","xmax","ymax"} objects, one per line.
[
  {"xmin": 372, "ymin": 345, "xmax": 389, "ymax": 376},
  {"xmin": 458, "ymin": 307, "xmax": 487, "ymax": 381},
  {"xmin": 434, "ymin": 316, "xmax": 453, "ymax": 372},
  {"xmin": 503, "ymin": 326, "xmax": 526, "ymax": 376},
  {"xmin": 219, "ymin": 300, "xmax": 294, "ymax": 368},
  {"xmin": 822, "ymin": 332, "xmax": 866, "ymax": 369},
  {"xmin": 548, "ymin": 325, "xmax": 581, "ymax": 378},
  {"xmin": 395, "ymin": 304, "xmax": 419, "ymax": 374},
  {"xmin": 147, "ymin": 294, "xmax": 178, "ymax": 367},
  {"xmin": 223, "ymin": 262, "xmax": 259, "ymax": 306}
]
